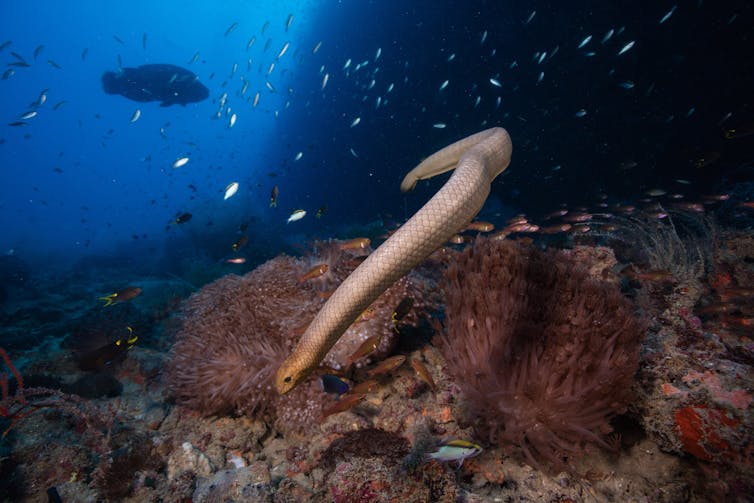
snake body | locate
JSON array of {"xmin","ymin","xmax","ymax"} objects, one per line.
[{"xmin": 275, "ymin": 127, "xmax": 513, "ymax": 394}]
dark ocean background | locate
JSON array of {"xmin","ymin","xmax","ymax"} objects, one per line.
[{"xmin": 2, "ymin": 0, "xmax": 752, "ymax": 275}]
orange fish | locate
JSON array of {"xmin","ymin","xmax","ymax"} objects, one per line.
[
  {"xmin": 298, "ymin": 263, "xmax": 328, "ymax": 283},
  {"xmin": 226, "ymin": 257, "xmax": 247, "ymax": 264},
  {"xmin": 351, "ymin": 379, "xmax": 381, "ymax": 394},
  {"xmin": 321, "ymin": 392, "xmax": 366, "ymax": 419},
  {"xmin": 367, "ymin": 355, "xmax": 406, "ymax": 377},
  {"xmin": 465, "ymin": 221, "xmax": 494, "ymax": 232},
  {"xmin": 540, "ymin": 223, "xmax": 572, "ymax": 234},
  {"xmin": 448, "ymin": 234, "xmax": 467, "ymax": 245},
  {"xmin": 339, "ymin": 237, "xmax": 371, "ymax": 251},
  {"xmin": 347, "ymin": 334, "xmax": 382, "ymax": 364},
  {"xmin": 410, "ymin": 358, "xmax": 436, "ymax": 391}
]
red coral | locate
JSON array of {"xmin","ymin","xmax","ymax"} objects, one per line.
[
  {"xmin": 674, "ymin": 405, "xmax": 741, "ymax": 461},
  {"xmin": 436, "ymin": 239, "xmax": 646, "ymax": 472}
]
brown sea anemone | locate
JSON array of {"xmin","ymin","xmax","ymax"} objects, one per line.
[{"xmin": 436, "ymin": 238, "xmax": 645, "ymax": 472}]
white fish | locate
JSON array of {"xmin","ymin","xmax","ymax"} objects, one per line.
[
  {"xmin": 350, "ymin": 148, "xmax": 358, "ymax": 157},
  {"xmin": 618, "ymin": 41, "xmax": 635, "ymax": 55},
  {"xmin": 19, "ymin": 110, "xmax": 37, "ymax": 120},
  {"xmin": 447, "ymin": 53, "xmax": 455, "ymax": 62},
  {"xmin": 277, "ymin": 41, "xmax": 290, "ymax": 59},
  {"xmin": 285, "ymin": 14, "xmax": 293, "ymax": 31},
  {"xmin": 537, "ymin": 71, "xmax": 544, "ymax": 83},
  {"xmin": 659, "ymin": 5, "xmax": 676, "ymax": 24},
  {"xmin": 375, "ymin": 47, "xmax": 381, "ymax": 60},
  {"xmin": 537, "ymin": 51, "xmax": 547, "ymax": 64},
  {"xmin": 224, "ymin": 182, "xmax": 239, "ymax": 200},
  {"xmin": 575, "ymin": 109, "xmax": 587, "ymax": 118},
  {"xmin": 130, "ymin": 109, "xmax": 141, "ymax": 123},
  {"xmin": 375, "ymin": 96, "xmax": 381, "ymax": 108},
  {"xmin": 267, "ymin": 62, "xmax": 275, "ymax": 75},
  {"xmin": 619, "ymin": 81, "xmax": 635, "ymax": 89},
  {"xmin": 350, "ymin": 117, "xmax": 361, "ymax": 127},
  {"xmin": 343, "ymin": 58, "xmax": 351, "ymax": 70},
  {"xmin": 439, "ymin": 79, "xmax": 449, "ymax": 91},
  {"xmin": 295, "ymin": 152, "xmax": 303, "ymax": 161},
  {"xmin": 433, "ymin": 123, "xmax": 446, "ymax": 129},
  {"xmin": 509, "ymin": 60, "xmax": 518, "ymax": 68},
  {"xmin": 489, "ymin": 77, "xmax": 502, "ymax": 87},
  {"xmin": 228, "ymin": 113, "xmax": 237, "ymax": 128},
  {"xmin": 312, "ymin": 41, "xmax": 322, "ymax": 54},
  {"xmin": 480, "ymin": 30, "xmax": 487, "ymax": 44},
  {"xmin": 525, "ymin": 10, "xmax": 536, "ymax": 24},
  {"xmin": 253, "ymin": 92, "xmax": 260, "ymax": 108},
  {"xmin": 387, "ymin": 83, "xmax": 394, "ymax": 93},
  {"xmin": 172, "ymin": 157, "xmax": 189, "ymax": 169},
  {"xmin": 495, "ymin": 96, "xmax": 501, "ymax": 109},
  {"xmin": 368, "ymin": 79, "xmax": 375, "ymax": 90},
  {"xmin": 321, "ymin": 73, "xmax": 329, "ymax": 90},
  {"xmin": 601, "ymin": 29, "xmax": 614, "ymax": 43},
  {"xmin": 266, "ymin": 81, "xmax": 275, "ymax": 92},
  {"xmin": 578, "ymin": 35, "xmax": 592, "ymax": 49},
  {"xmin": 287, "ymin": 209, "xmax": 306, "ymax": 223},
  {"xmin": 474, "ymin": 96, "xmax": 481, "ymax": 107}
]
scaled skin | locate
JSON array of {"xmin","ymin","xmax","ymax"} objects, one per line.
[
  {"xmin": 102, "ymin": 64, "xmax": 209, "ymax": 107},
  {"xmin": 275, "ymin": 127, "xmax": 513, "ymax": 394}
]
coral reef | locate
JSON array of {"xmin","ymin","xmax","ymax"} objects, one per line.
[{"xmin": 436, "ymin": 238, "xmax": 646, "ymax": 472}]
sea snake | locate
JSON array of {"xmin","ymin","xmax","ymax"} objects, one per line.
[{"xmin": 275, "ymin": 127, "xmax": 513, "ymax": 394}]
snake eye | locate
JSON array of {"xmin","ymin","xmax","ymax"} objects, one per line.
[{"xmin": 284, "ymin": 376, "xmax": 292, "ymax": 383}]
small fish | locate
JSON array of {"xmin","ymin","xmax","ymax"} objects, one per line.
[
  {"xmin": 226, "ymin": 257, "xmax": 247, "ymax": 264},
  {"xmin": 287, "ymin": 209, "xmax": 306, "ymax": 223},
  {"xmin": 427, "ymin": 439, "xmax": 483, "ymax": 467},
  {"xmin": 575, "ymin": 109, "xmax": 587, "ymax": 118},
  {"xmin": 321, "ymin": 374, "xmax": 349, "ymax": 395},
  {"xmin": 350, "ymin": 117, "xmax": 361, "ymax": 127},
  {"xmin": 99, "ymin": 286, "xmax": 142, "ymax": 307},
  {"xmin": 351, "ymin": 379, "xmax": 380, "ymax": 395},
  {"xmin": 142, "ymin": 33, "xmax": 147, "ymax": 50},
  {"xmin": 0, "ymin": 40, "xmax": 11, "ymax": 51},
  {"xmin": 246, "ymin": 36, "xmax": 256, "ymax": 51},
  {"xmin": 265, "ymin": 80, "xmax": 275, "ymax": 92},
  {"xmin": 645, "ymin": 188, "xmax": 666, "ymax": 197},
  {"xmin": 439, "ymin": 79, "xmax": 449, "ymax": 91},
  {"xmin": 659, "ymin": 5, "xmax": 677, "ymax": 24},
  {"xmin": 262, "ymin": 20, "xmax": 270, "ymax": 34},
  {"xmin": 47, "ymin": 59, "xmax": 61, "ymax": 69},
  {"xmin": 189, "ymin": 51, "xmax": 200, "ymax": 64},
  {"xmin": 173, "ymin": 212, "xmax": 192, "ymax": 224},
  {"xmin": 294, "ymin": 151, "xmax": 303, "ymax": 161},
  {"xmin": 113, "ymin": 35, "xmax": 125, "ymax": 45},
  {"xmin": 339, "ymin": 237, "xmax": 370, "ymax": 251},
  {"xmin": 224, "ymin": 181, "xmax": 239, "ymax": 200},
  {"xmin": 299, "ymin": 263, "xmax": 328, "ymax": 282},
  {"xmin": 348, "ymin": 334, "xmax": 382, "ymax": 365},
  {"xmin": 19, "ymin": 111, "xmax": 37, "ymax": 120},
  {"xmin": 537, "ymin": 71, "xmax": 544, "ymax": 83},
  {"xmin": 465, "ymin": 221, "xmax": 494, "ymax": 232},
  {"xmin": 172, "ymin": 157, "xmax": 189, "ymax": 169},
  {"xmin": 78, "ymin": 327, "xmax": 138, "ymax": 371},
  {"xmin": 81, "ymin": 48, "xmax": 88, "ymax": 60},
  {"xmin": 619, "ymin": 81, "xmax": 635, "ymax": 89},
  {"xmin": 392, "ymin": 297, "xmax": 414, "ymax": 323},
  {"xmin": 224, "ymin": 22, "xmax": 239, "ymax": 37},
  {"xmin": 228, "ymin": 113, "xmax": 237, "ymax": 128},
  {"xmin": 130, "ymin": 109, "xmax": 141, "ymax": 123},
  {"xmin": 410, "ymin": 359, "xmax": 436, "ymax": 391},
  {"xmin": 367, "ymin": 355, "xmax": 406, "ymax": 377},
  {"xmin": 231, "ymin": 235, "xmax": 249, "ymax": 251},
  {"xmin": 52, "ymin": 101, "xmax": 66, "ymax": 110},
  {"xmin": 321, "ymin": 392, "xmax": 365, "ymax": 419},
  {"xmin": 321, "ymin": 73, "xmax": 329, "ymax": 90},
  {"xmin": 33, "ymin": 45, "xmax": 44, "ymax": 60},
  {"xmin": 578, "ymin": 35, "xmax": 592, "ymax": 49},
  {"xmin": 2, "ymin": 69, "xmax": 14, "ymax": 80},
  {"xmin": 270, "ymin": 185, "xmax": 279, "ymax": 207},
  {"xmin": 253, "ymin": 91, "xmax": 260, "ymax": 107},
  {"xmin": 312, "ymin": 40, "xmax": 322, "ymax": 54},
  {"xmin": 375, "ymin": 47, "xmax": 382, "ymax": 60},
  {"xmin": 525, "ymin": 10, "xmax": 536, "ymax": 24},
  {"xmin": 618, "ymin": 41, "xmax": 635, "ymax": 55},
  {"xmin": 7, "ymin": 121, "xmax": 28, "ymax": 127},
  {"xmin": 285, "ymin": 13, "xmax": 294, "ymax": 32},
  {"xmin": 277, "ymin": 41, "xmax": 290, "ymax": 59},
  {"xmin": 602, "ymin": 29, "xmax": 614, "ymax": 43},
  {"xmin": 433, "ymin": 123, "xmax": 446, "ymax": 129},
  {"xmin": 315, "ymin": 205, "xmax": 327, "ymax": 218}
]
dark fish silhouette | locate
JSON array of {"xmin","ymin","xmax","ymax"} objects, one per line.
[{"xmin": 102, "ymin": 63, "xmax": 209, "ymax": 107}]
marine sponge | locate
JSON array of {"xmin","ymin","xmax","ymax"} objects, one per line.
[{"xmin": 436, "ymin": 238, "xmax": 645, "ymax": 471}]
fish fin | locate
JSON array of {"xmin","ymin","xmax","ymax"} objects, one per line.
[{"xmin": 99, "ymin": 295, "xmax": 115, "ymax": 307}]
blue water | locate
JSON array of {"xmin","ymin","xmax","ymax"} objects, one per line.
[{"xmin": 1, "ymin": 0, "xmax": 752, "ymax": 271}]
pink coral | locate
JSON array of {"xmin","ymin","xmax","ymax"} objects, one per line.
[{"xmin": 436, "ymin": 239, "xmax": 646, "ymax": 471}]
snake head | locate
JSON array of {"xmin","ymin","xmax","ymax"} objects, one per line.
[{"xmin": 275, "ymin": 358, "xmax": 310, "ymax": 394}]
